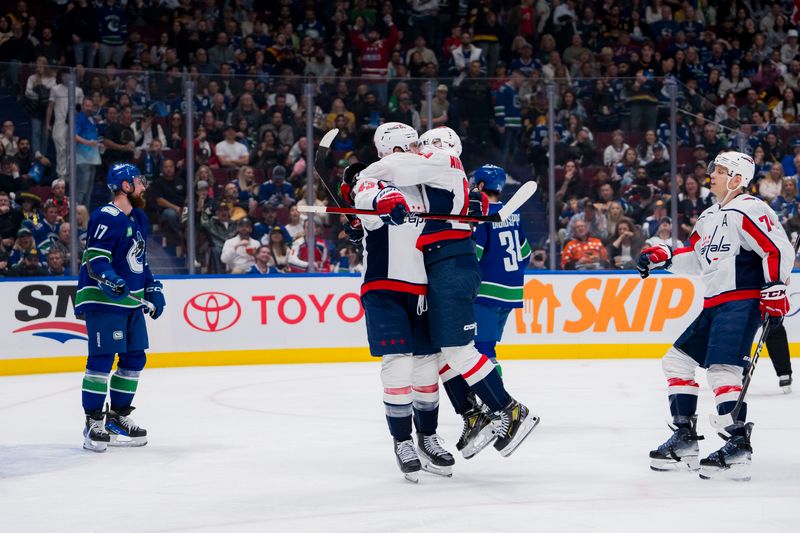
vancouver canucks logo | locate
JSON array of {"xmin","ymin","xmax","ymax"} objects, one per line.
[{"xmin": 126, "ymin": 231, "xmax": 145, "ymax": 274}]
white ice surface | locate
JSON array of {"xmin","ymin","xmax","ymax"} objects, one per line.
[{"xmin": 1, "ymin": 359, "xmax": 799, "ymax": 533}]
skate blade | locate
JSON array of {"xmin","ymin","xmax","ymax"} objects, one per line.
[
  {"xmin": 420, "ymin": 458, "xmax": 453, "ymax": 478},
  {"xmin": 83, "ymin": 438, "xmax": 108, "ymax": 453},
  {"xmin": 782, "ymin": 385, "xmax": 792, "ymax": 394},
  {"xmin": 403, "ymin": 471, "xmax": 419, "ymax": 484},
  {"xmin": 108, "ymin": 434, "xmax": 148, "ymax": 447},
  {"xmin": 498, "ymin": 415, "xmax": 540, "ymax": 458},
  {"xmin": 650, "ymin": 456, "xmax": 699, "ymax": 472},
  {"xmin": 699, "ymin": 462, "xmax": 751, "ymax": 482},
  {"xmin": 462, "ymin": 426, "xmax": 498, "ymax": 460}
]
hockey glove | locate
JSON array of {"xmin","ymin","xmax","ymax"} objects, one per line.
[
  {"xmin": 637, "ymin": 244, "xmax": 673, "ymax": 278},
  {"xmin": 468, "ymin": 188, "xmax": 489, "ymax": 217},
  {"xmin": 99, "ymin": 271, "xmax": 129, "ymax": 300},
  {"xmin": 760, "ymin": 281, "xmax": 789, "ymax": 325},
  {"xmin": 343, "ymin": 218, "xmax": 364, "ymax": 244},
  {"xmin": 144, "ymin": 280, "xmax": 166, "ymax": 319},
  {"xmin": 375, "ymin": 186, "xmax": 409, "ymax": 226}
]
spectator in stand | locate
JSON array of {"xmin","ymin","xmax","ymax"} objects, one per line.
[
  {"xmin": 220, "ymin": 217, "xmax": 259, "ymax": 274},
  {"xmin": 614, "ymin": 147, "xmax": 639, "ymax": 187},
  {"xmin": 49, "ymin": 178, "xmax": 68, "ymax": 221},
  {"xmin": 739, "ymin": 88, "xmax": 769, "ymax": 123},
  {"xmin": 604, "ymin": 130, "xmax": 630, "ymax": 167},
  {"xmin": 33, "ymin": 199, "xmax": 60, "ymax": 253},
  {"xmin": 150, "ymin": 158, "xmax": 185, "ymax": 246},
  {"xmin": 645, "ymin": 216, "xmax": 675, "ymax": 248},
  {"xmin": 220, "ymin": 182, "xmax": 248, "ymax": 221},
  {"xmin": 13, "ymin": 137, "xmax": 51, "ymax": 188},
  {"xmin": 565, "ymin": 199, "xmax": 608, "ymax": 242},
  {"xmin": 349, "ymin": 13, "xmax": 397, "ymax": 103},
  {"xmin": 495, "ymin": 70, "xmax": 524, "ymax": 166},
  {"xmin": 645, "ymin": 143, "xmax": 670, "ymax": 183},
  {"xmin": 260, "ymin": 226, "xmax": 290, "ymax": 272},
  {"xmin": 449, "ymin": 30, "xmax": 486, "ymax": 87},
  {"xmin": 771, "ymin": 176, "xmax": 800, "ymax": 234},
  {"xmin": 50, "ymin": 222, "xmax": 76, "ymax": 266},
  {"xmin": 47, "ymin": 70, "xmax": 83, "ymax": 181},
  {"xmin": 1, "ymin": 120, "xmax": 19, "ymax": 157},
  {"xmin": 287, "ymin": 220, "xmax": 330, "ymax": 273},
  {"xmin": 248, "ymin": 244, "xmax": 275, "ymax": 275},
  {"xmin": 74, "ymin": 97, "xmax": 101, "ymax": 209},
  {"xmin": 208, "ymin": 32, "xmax": 234, "ymax": 69},
  {"xmin": 9, "ymin": 249, "xmax": 47, "ymax": 277},
  {"xmin": 64, "ymin": 0, "xmax": 98, "ymax": 68},
  {"xmin": 387, "ymin": 95, "xmax": 421, "ymax": 133},
  {"xmin": 104, "ymin": 104, "xmax": 136, "ymax": 164},
  {"xmin": 9, "ymin": 227, "xmax": 37, "ymax": 265},
  {"xmin": 96, "ymin": 0, "xmax": 128, "ymax": 67},
  {"xmin": 0, "ymin": 190, "xmax": 22, "ymax": 248},
  {"xmin": 24, "ymin": 57, "xmax": 55, "ymax": 156},
  {"xmin": 607, "ymin": 218, "xmax": 643, "ymax": 270},
  {"xmin": 699, "ymin": 123, "xmax": 725, "ymax": 161},
  {"xmin": 133, "ymin": 109, "xmax": 167, "ymax": 158},
  {"xmin": 258, "ymin": 165, "xmax": 295, "ymax": 209},
  {"xmin": 636, "ymin": 130, "xmax": 662, "ymax": 165},
  {"xmin": 759, "ymin": 162, "xmax": 785, "ymax": 203},
  {"xmin": 678, "ymin": 174, "xmax": 714, "ymax": 239},
  {"xmin": 215, "ymin": 126, "xmax": 249, "ymax": 168},
  {"xmin": 284, "ymin": 205, "xmax": 303, "ymax": 240},
  {"xmin": 561, "ymin": 219, "xmax": 609, "ymax": 270},
  {"xmin": 641, "ymin": 199, "xmax": 669, "ymax": 239},
  {"xmin": 44, "ymin": 248, "xmax": 68, "ymax": 276},
  {"xmin": 201, "ymin": 201, "xmax": 237, "ymax": 273},
  {"xmin": 140, "ymin": 138, "xmax": 165, "ymax": 183},
  {"xmin": 259, "ymin": 112, "xmax": 294, "ymax": 150}
]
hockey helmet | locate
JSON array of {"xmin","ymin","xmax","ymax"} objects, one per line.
[
  {"xmin": 419, "ymin": 126, "xmax": 462, "ymax": 157},
  {"xmin": 708, "ymin": 151, "xmax": 755, "ymax": 188},
  {"xmin": 473, "ymin": 164, "xmax": 507, "ymax": 193},
  {"xmin": 107, "ymin": 162, "xmax": 145, "ymax": 192},
  {"xmin": 374, "ymin": 122, "xmax": 419, "ymax": 159}
]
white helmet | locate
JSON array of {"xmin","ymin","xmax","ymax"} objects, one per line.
[
  {"xmin": 374, "ymin": 122, "xmax": 419, "ymax": 159},
  {"xmin": 419, "ymin": 126, "xmax": 462, "ymax": 156},
  {"xmin": 711, "ymin": 151, "xmax": 755, "ymax": 188}
]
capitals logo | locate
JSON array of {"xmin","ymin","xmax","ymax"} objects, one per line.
[
  {"xmin": 12, "ymin": 284, "xmax": 87, "ymax": 343},
  {"xmin": 699, "ymin": 226, "xmax": 731, "ymax": 264}
]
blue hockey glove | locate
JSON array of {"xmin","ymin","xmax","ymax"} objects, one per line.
[
  {"xmin": 144, "ymin": 280, "xmax": 165, "ymax": 319},
  {"xmin": 99, "ymin": 271, "xmax": 128, "ymax": 300},
  {"xmin": 468, "ymin": 188, "xmax": 489, "ymax": 217},
  {"xmin": 343, "ymin": 218, "xmax": 364, "ymax": 244}
]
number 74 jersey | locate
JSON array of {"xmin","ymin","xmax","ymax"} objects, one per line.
[
  {"xmin": 667, "ymin": 194, "xmax": 795, "ymax": 308},
  {"xmin": 474, "ymin": 201, "xmax": 531, "ymax": 309}
]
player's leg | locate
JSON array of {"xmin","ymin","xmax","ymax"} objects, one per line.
[
  {"xmin": 699, "ymin": 300, "xmax": 762, "ymax": 481},
  {"xmin": 106, "ymin": 310, "xmax": 150, "ymax": 447},
  {"xmin": 439, "ymin": 355, "xmax": 496, "ymax": 458},
  {"xmin": 412, "ymin": 353, "xmax": 454, "ymax": 476},
  {"xmin": 650, "ymin": 312, "xmax": 707, "ymax": 471},
  {"xmin": 428, "ymin": 255, "xmax": 538, "ymax": 458},
  {"xmin": 81, "ymin": 311, "xmax": 127, "ymax": 452},
  {"xmin": 765, "ymin": 322, "xmax": 792, "ymax": 392}
]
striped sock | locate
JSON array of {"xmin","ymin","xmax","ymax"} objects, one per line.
[
  {"xmin": 667, "ymin": 378, "xmax": 699, "ymax": 419},
  {"xmin": 82, "ymin": 371, "xmax": 109, "ymax": 413},
  {"xmin": 109, "ymin": 369, "xmax": 140, "ymax": 410}
]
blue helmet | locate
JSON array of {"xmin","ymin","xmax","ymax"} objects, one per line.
[
  {"xmin": 107, "ymin": 163, "xmax": 143, "ymax": 192},
  {"xmin": 473, "ymin": 164, "xmax": 506, "ymax": 193}
]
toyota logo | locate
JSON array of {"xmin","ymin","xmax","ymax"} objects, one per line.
[{"xmin": 183, "ymin": 292, "xmax": 242, "ymax": 332}]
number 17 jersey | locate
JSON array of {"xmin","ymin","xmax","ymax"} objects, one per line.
[{"xmin": 474, "ymin": 201, "xmax": 531, "ymax": 308}]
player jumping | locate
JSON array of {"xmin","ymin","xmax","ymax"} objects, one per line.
[
  {"xmin": 638, "ymin": 152, "xmax": 793, "ymax": 481},
  {"xmin": 75, "ymin": 163, "xmax": 166, "ymax": 452},
  {"xmin": 358, "ymin": 122, "xmax": 540, "ymax": 459}
]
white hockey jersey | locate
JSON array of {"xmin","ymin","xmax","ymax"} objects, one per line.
[
  {"xmin": 668, "ymin": 194, "xmax": 794, "ymax": 307},
  {"xmin": 355, "ymin": 148, "xmax": 472, "ymax": 249},
  {"xmin": 353, "ymin": 176, "xmax": 427, "ymax": 295}
]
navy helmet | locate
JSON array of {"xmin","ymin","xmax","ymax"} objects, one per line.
[
  {"xmin": 107, "ymin": 162, "xmax": 144, "ymax": 192},
  {"xmin": 473, "ymin": 164, "xmax": 506, "ymax": 193}
]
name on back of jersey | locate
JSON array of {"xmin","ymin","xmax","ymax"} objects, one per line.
[{"xmin": 490, "ymin": 213, "xmax": 521, "ymax": 229}]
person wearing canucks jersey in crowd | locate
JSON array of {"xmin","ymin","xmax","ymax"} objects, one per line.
[
  {"xmin": 472, "ymin": 164, "xmax": 531, "ymax": 375},
  {"xmin": 74, "ymin": 162, "xmax": 166, "ymax": 452}
]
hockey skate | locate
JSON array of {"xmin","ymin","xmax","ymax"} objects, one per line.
[
  {"xmin": 491, "ymin": 399, "xmax": 540, "ymax": 458},
  {"xmin": 699, "ymin": 423, "xmax": 753, "ymax": 482},
  {"xmin": 416, "ymin": 433, "xmax": 455, "ymax": 477},
  {"xmin": 83, "ymin": 411, "xmax": 110, "ymax": 453},
  {"xmin": 106, "ymin": 405, "xmax": 148, "ymax": 447},
  {"xmin": 649, "ymin": 416, "xmax": 704, "ymax": 472},
  {"xmin": 394, "ymin": 438, "xmax": 422, "ymax": 483},
  {"xmin": 456, "ymin": 396, "xmax": 497, "ymax": 460},
  {"xmin": 779, "ymin": 374, "xmax": 792, "ymax": 394}
]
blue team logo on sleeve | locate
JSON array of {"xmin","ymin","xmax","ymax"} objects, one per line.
[{"xmin": 126, "ymin": 231, "xmax": 145, "ymax": 274}]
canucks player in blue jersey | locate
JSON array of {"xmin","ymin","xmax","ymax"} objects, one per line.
[
  {"xmin": 472, "ymin": 165, "xmax": 531, "ymax": 371},
  {"xmin": 75, "ymin": 163, "xmax": 166, "ymax": 452}
]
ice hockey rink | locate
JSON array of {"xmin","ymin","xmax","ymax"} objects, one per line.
[{"xmin": 1, "ymin": 359, "xmax": 798, "ymax": 533}]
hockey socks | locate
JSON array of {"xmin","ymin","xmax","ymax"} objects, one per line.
[
  {"xmin": 109, "ymin": 369, "xmax": 140, "ymax": 410},
  {"xmin": 467, "ymin": 365, "xmax": 509, "ymax": 412},
  {"xmin": 667, "ymin": 377, "xmax": 699, "ymax": 419},
  {"xmin": 384, "ymin": 402, "xmax": 413, "ymax": 441},
  {"xmin": 82, "ymin": 371, "xmax": 109, "ymax": 413}
]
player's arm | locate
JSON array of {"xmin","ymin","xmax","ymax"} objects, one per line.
[
  {"xmin": 638, "ymin": 231, "xmax": 702, "ymax": 277},
  {"xmin": 84, "ymin": 209, "xmax": 128, "ymax": 298},
  {"xmin": 353, "ymin": 177, "xmax": 383, "ymax": 231},
  {"xmin": 143, "ymin": 263, "xmax": 165, "ymax": 319}
]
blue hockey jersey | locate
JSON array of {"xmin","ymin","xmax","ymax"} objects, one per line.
[
  {"xmin": 75, "ymin": 203, "xmax": 152, "ymax": 315},
  {"xmin": 474, "ymin": 202, "xmax": 530, "ymax": 308}
]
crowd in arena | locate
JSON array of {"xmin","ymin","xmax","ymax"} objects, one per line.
[{"xmin": 0, "ymin": 0, "xmax": 799, "ymax": 275}]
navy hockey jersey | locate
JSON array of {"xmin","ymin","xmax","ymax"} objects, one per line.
[
  {"xmin": 474, "ymin": 202, "xmax": 531, "ymax": 308},
  {"xmin": 75, "ymin": 203, "xmax": 152, "ymax": 314}
]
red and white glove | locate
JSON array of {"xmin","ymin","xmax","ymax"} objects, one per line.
[
  {"xmin": 468, "ymin": 188, "xmax": 489, "ymax": 217},
  {"xmin": 760, "ymin": 282, "xmax": 790, "ymax": 323},
  {"xmin": 375, "ymin": 186, "xmax": 409, "ymax": 226},
  {"xmin": 636, "ymin": 244, "xmax": 673, "ymax": 278}
]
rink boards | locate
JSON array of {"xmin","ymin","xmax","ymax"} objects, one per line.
[{"xmin": 2, "ymin": 272, "xmax": 799, "ymax": 375}]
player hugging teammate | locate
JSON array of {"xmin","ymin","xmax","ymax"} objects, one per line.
[
  {"xmin": 639, "ymin": 151, "xmax": 794, "ymax": 481},
  {"xmin": 75, "ymin": 163, "xmax": 166, "ymax": 452},
  {"xmin": 342, "ymin": 122, "xmax": 539, "ymax": 481}
]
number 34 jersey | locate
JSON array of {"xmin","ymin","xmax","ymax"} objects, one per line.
[
  {"xmin": 474, "ymin": 201, "xmax": 531, "ymax": 309},
  {"xmin": 667, "ymin": 194, "xmax": 794, "ymax": 308},
  {"xmin": 75, "ymin": 203, "xmax": 152, "ymax": 315}
]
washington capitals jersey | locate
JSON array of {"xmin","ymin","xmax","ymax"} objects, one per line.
[
  {"xmin": 356, "ymin": 148, "xmax": 472, "ymax": 251},
  {"xmin": 354, "ymin": 176, "xmax": 427, "ymax": 295},
  {"xmin": 75, "ymin": 203, "xmax": 152, "ymax": 314},
  {"xmin": 667, "ymin": 194, "xmax": 794, "ymax": 308},
  {"xmin": 474, "ymin": 202, "xmax": 531, "ymax": 308}
]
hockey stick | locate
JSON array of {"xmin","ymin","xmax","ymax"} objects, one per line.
[
  {"xmin": 314, "ymin": 128, "xmax": 347, "ymax": 210},
  {"xmin": 299, "ymin": 181, "xmax": 538, "ymax": 223},
  {"xmin": 86, "ymin": 259, "xmax": 157, "ymax": 314},
  {"xmin": 709, "ymin": 232, "xmax": 800, "ymax": 435}
]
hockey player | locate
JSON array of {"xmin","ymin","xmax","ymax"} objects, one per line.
[
  {"xmin": 472, "ymin": 164, "xmax": 531, "ymax": 370},
  {"xmin": 638, "ymin": 151, "xmax": 794, "ymax": 481},
  {"xmin": 357, "ymin": 122, "xmax": 540, "ymax": 459},
  {"xmin": 343, "ymin": 160, "xmax": 454, "ymax": 482},
  {"xmin": 75, "ymin": 163, "xmax": 166, "ymax": 452}
]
